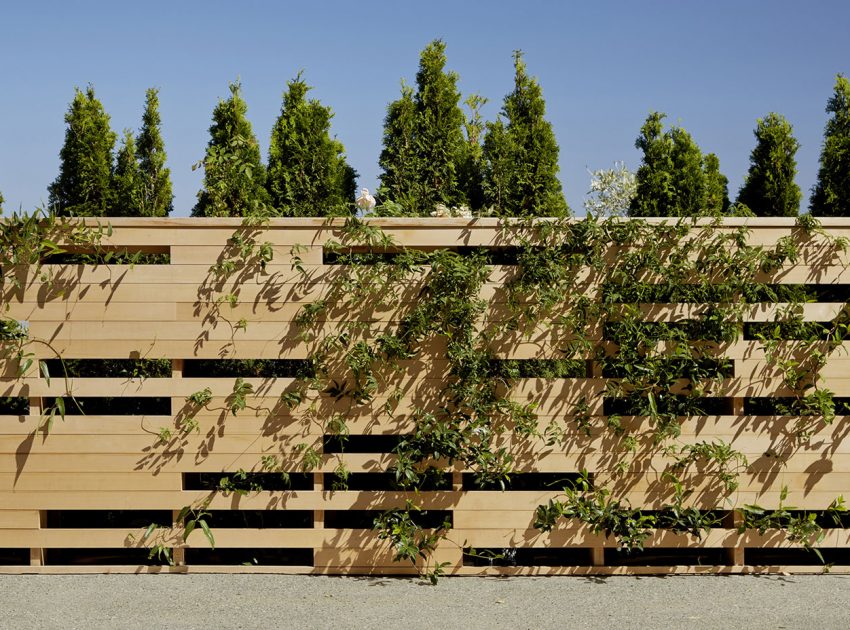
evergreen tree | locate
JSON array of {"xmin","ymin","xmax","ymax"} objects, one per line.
[
  {"xmin": 413, "ymin": 39, "xmax": 467, "ymax": 213},
  {"xmin": 137, "ymin": 88, "xmax": 173, "ymax": 216},
  {"xmin": 267, "ymin": 73, "xmax": 357, "ymax": 216},
  {"xmin": 0, "ymin": 190, "xmax": 4, "ymax": 213},
  {"xmin": 48, "ymin": 86, "xmax": 117, "ymax": 216},
  {"xmin": 630, "ymin": 112, "xmax": 728, "ymax": 216},
  {"xmin": 377, "ymin": 83, "xmax": 418, "ymax": 209},
  {"xmin": 192, "ymin": 82, "xmax": 270, "ymax": 217},
  {"xmin": 482, "ymin": 51, "xmax": 568, "ymax": 217},
  {"xmin": 630, "ymin": 112, "xmax": 675, "ymax": 217},
  {"xmin": 702, "ymin": 153, "xmax": 730, "ymax": 214},
  {"xmin": 377, "ymin": 40, "xmax": 467, "ymax": 215},
  {"xmin": 459, "ymin": 94, "xmax": 487, "ymax": 212},
  {"xmin": 668, "ymin": 126, "xmax": 706, "ymax": 215},
  {"xmin": 111, "ymin": 131, "xmax": 140, "ymax": 216},
  {"xmin": 811, "ymin": 74, "xmax": 850, "ymax": 216},
  {"xmin": 737, "ymin": 113, "xmax": 801, "ymax": 217}
]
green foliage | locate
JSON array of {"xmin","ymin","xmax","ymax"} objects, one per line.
[
  {"xmin": 482, "ymin": 51, "xmax": 568, "ymax": 217},
  {"xmin": 534, "ymin": 472, "xmax": 655, "ymax": 550},
  {"xmin": 630, "ymin": 113, "xmax": 728, "ymax": 217},
  {"xmin": 267, "ymin": 73, "xmax": 357, "ymax": 216},
  {"xmin": 48, "ymin": 86, "xmax": 117, "ymax": 216},
  {"xmin": 377, "ymin": 40, "xmax": 467, "ymax": 215},
  {"xmin": 192, "ymin": 82, "xmax": 271, "ymax": 217},
  {"xmin": 111, "ymin": 130, "xmax": 140, "ymax": 216},
  {"xmin": 737, "ymin": 112, "xmax": 801, "ymax": 217},
  {"xmin": 136, "ymin": 88, "xmax": 173, "ymax": 217},
  {"xmin": 702, "ymin": 153, "xmax": 730, "ymax": 214},
  {"xmin": 811, "ymin": 74, "xmax": 850, "ymax": 216},
  {"xmin": 374, "ymin": 502, "xmax": 451, "ymax": 584},
  {"xmin": 377, "ymin": 83, "xmax": 418, "ymax": 210}
]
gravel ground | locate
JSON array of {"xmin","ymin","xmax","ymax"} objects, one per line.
[{"xmin": 1, "ymin": 574, "xmax": 848, "ymax": 629}]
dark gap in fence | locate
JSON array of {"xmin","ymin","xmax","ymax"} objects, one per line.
[
  {"xmin": 185, "ymin": 547, "xmax": 314, "ymax": 566},
  {"xmin": 323, "ymin": 472, "xmax": 452, "ymax": 491},
  {"xmin": 182, "ymin": 472, "xmax": 314, "ymax": 492},
  {"xmin": 0, "ymin": 549, "xmax": 29, "ymax": 565},
  {"xmin": 743, "ymin": 322, "xmax": 833, "ymax": 341},
  {"xmin": 323, "ymin": 246, "xmax": 522, "ymax": 266},
  {"xmin": 41, "ymin": 359, "xmax": 172, "ymax": 379},
  {"xmin": 44, "ymin": 548, "xmax": 163, "ymax": 566},
  {"xmin": 44, "ymin": 248, "xmax": 170, "ymax": 265},
  {"xmin": 746, "ymin": 547, "xmax": 850, "ymax": 566},
  {"xmin": 600, "ymin": 284, "xmax": 850, "ymax": 304},
  {"xmin": 324, "ymin": 510, "xmax": 452, "ymax": 530},
  {"xmin": 603, "ymin": 396, "xmax": 734, "ymax": 416},
  {"xmin": 489, "ymin": 359, "xmax": 589, "ymax": 379},
  {"xmin": 604, "ymin": 547, "xmax": 728, "ymax": 566},
  {"xmin": 42, "ymin": 397, "xmax": 171, "ymax": 415},
  {"xmin": 744, "ymin": 397, "xmax": 850, "ymax": 415},
  {"xmin": 323, "ymin": 434, "xmax": 404, "ymax": 453},
  {"xmin": 200, "ymin": 510, "xmax": 313, "ymax": 529},
  {"xmin": 463, "ymin": 547, "xmax": 594, "ymax": 567},
  {"xmin": 0, "ymin": 397, "xmax": 28, "ymax": 415},
  {"xmin": 44, "ymin": 510, "xmax": 172, "ymax": 529},
  {"xmin": 462, "ymin": 472, "xmax": 586, "ymax": 491},
  {"xmin": 182, "ymin": 359, "xmax": 314, "ymax": 378},
  {"xmin": 601, "ymin": 357, "xmax": 734, "ymax": 379}
]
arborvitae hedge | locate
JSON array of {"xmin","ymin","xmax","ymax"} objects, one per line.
[
  {"xmin": 482, "ymin": 51, "xmax": 568, "ymax": 217},
  {"xmin": 378, "ymin": 40, "xmax": 467, "ymax": 215},
  {"xmin": 192, "ymin": 82, "xmax": 270, "ymax": 217},
  {"xmin": 630, "ymin": 112, "xmax": 729, "ymax": 217},
  {"xmin": 811, "ymin": 74, "xmax": 850, "ymax": 217},
  {"xmin": 111, "ymin": 131, "xmax": 140, "ymax": 217},
  {"xmin": 136, "ymin": 88, "xmax": 173, "ymax": 217},
  {"xmin": 737, "ymin": 112, "xmax": 801, "ymax": 217},
  {"xmin": 48, "ymin": 86, "xmax": 117, "ymax": 216},
  {"xmin": 267, "ymin": 73, "xmax": 356, "ymax": 217}
]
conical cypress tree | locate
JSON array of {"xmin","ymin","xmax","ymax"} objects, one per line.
[
  {"xmin": 459, "ymin": 94, "xmax": 487, "ymax": 212},
  {"xmin": 413, "ymin": 40, "xmax": 467, "ymax": 213},
  {"xmin": 111, "ymin": 131, "xmax": 140, "ymax": 216},
  {"xmin": 378, "ymin": 41, "xmax": 466, "ymax": 215},
  {"xmin": 631, "ymin": 112, "xmax": 726, "ymax": 217},
  {"xmin": 48, "ymin": 86, "xmax": 117, "ymax": 216},
  {"xmin": 482, "ymin": 51, "xmax": 568, "ymax": 217},
  {"xmin": 630, "ymin": 112, "xmax": 675, "ymax": 217},
  {"xmin": 0, "ymin": 190, "xmax": 4, "ymax": 213},
  {"xmin": 811, "ymin": 74, "xmax": 850, "ymax": 216},
  {"xmin": 702, "ymin": 153, "xmax": 730, "ymax": 215},
  {"xmin": 137, "ymin": 88, "xmax": 173, "ymax": 217},
  {"xmin": 668, "ymin": 126, "xmax": 706, "ymax": 216},
  {"xmin": 267, "ymin": 73, "xmax": 357, "ymax": 216},
  {"xmin": 377, "ymin": 83, "xmax": 419, "ymax": 209},
  {"xmin": 737, "ymin": 113, "xmax": 801, "ymax": 217},
  {"xmin": 192, "ymin": 82, "xmax": 270, "ymax": 217}
]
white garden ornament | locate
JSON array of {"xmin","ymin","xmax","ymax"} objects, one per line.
[{"xmin": 355, "ymin": 188, "xmax": 376, "ymax": 212}]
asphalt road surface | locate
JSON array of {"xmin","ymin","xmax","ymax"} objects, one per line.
[{"xmin": 1, "ymin": 574, "xmax": 848, "ymax": 629}]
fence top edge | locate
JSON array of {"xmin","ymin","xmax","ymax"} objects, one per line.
[{"xmin": 6, "ymin": 216, "xmax": 850, "ymax": 228}]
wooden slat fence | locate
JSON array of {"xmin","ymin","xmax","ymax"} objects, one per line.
[{"xmin": 1, "ymin": 217, "xmax": 850, "ymax": 574}]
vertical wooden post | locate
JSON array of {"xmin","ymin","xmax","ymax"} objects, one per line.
[
  {"xmin": 170, "ymin": 360, "xmax": 186, "ymax": 566},
  {"xmin": 29, "ymin": 397, "xmax": 44, "ymax": 566},
  {"xmin": 590, "ymin": 547, "xmax": 605, "ymax": 567},
  {"xmin": 726, "ymin": 510, "xmax": 745, "ymax": 567},
  {"xmin": 313, "ymin": 473, "xmax": 324, "ymax": 529},
  {"xmin": 171, "ymin": 509, "xmax": 186, "ymax": 566},
  {"xmin": 452, "ymin": 471, "xmax": 463, "ymax": 492}
]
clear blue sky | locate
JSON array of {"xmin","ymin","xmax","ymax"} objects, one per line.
[{"xmin": 1, "ymin": 0, "xmax": 848, "ymax": 216}]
